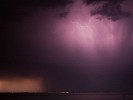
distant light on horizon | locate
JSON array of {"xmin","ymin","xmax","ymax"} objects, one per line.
[{"xmin": 0, "ymin": 77, "xmax": 44, "ymax": 92}]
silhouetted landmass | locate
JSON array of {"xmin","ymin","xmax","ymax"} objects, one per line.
[{"xmin": 0, "ymin": 92, "xmax": 132, "ymax": 100}]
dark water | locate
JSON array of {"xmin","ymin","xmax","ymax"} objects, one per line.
[{"xmin": 0, "ymin": 93, "xmax": 133, "ymax": 100}]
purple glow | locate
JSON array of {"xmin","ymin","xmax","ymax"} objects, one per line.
[
  {"xmin": 16, "ymin": 0, "xmax": 133, "ymax": 67},
  {"xmin": 52, "ymin": 0, "xmax": 131, "ymax": 60},
  {"xmin": 2, "ymin": 0, "xmax": 133, "ymax": 92}
]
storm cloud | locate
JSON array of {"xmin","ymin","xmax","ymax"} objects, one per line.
[{"xmin": 0, "ymin": 0, "xmax": 133, "ymax": 92}]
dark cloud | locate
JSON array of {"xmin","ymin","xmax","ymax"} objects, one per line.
[
  {"xmin": 0, "ymin": 0, "xmax": 73, "ymax": 21},
  {"xmin": 84, "ymin": 0, "xmax": 125, "ymax": 5},
  {"xmin": 84, "ymin": 0, "xmax": 131, "ymax": 21}
]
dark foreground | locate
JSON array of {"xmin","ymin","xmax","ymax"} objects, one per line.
[{"xmin": 0, "ymin": 92, "xmax": 133, "ymax": 100}]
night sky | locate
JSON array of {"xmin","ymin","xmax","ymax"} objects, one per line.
[{"xmin": 1, "ymin": 0, "xmax": 133, "ymax": 92}]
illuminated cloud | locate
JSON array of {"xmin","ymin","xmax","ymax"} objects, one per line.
[{"xmin": 53, "ymin": 0, "xmax": 130, "ymax": 59}]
